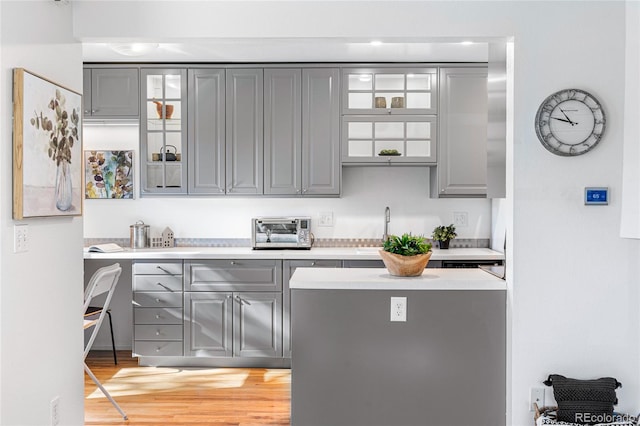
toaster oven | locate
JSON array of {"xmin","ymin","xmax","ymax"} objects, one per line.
[{"xmin": 251, "ymin": 217, "xmax": 312, "ymax": 249}]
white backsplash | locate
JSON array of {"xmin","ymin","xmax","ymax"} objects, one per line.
[{"xmin": 83, "ymin": 125, "xmax": 492, "ymax": 241}]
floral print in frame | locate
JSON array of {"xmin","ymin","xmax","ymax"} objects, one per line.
[{"xmin": 85, "ymin": 151, "xmax": 134, "ymax": 199}]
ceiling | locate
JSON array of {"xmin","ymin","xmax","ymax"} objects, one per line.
[{"xmin": 82, "ymin": 39, "xmax": 489, "ymax": 63}]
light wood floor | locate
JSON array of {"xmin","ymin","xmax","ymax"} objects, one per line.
[{"xmin": 85, "ymin": 351, "xmax": 291, "ymax": 425}]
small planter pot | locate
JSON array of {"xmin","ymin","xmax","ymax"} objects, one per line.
[
  {"xmin": 438, "ymin": 240, "xmax": 450, "ymax": 249},
  {"xmin": 379, "ymin": 250, "xmax": 432, "ymax": 277}
]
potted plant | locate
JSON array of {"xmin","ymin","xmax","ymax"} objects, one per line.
[
  {"xmin": 379, "ymin": 233, "xmax": 432, "ymax": 277},
  {"xmin": 432, "ymin": 224, "xmax": 457, "ymax": 249}
]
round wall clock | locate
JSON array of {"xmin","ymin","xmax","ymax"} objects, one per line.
[{"xmin": 534, "ymin": 88, "xmax": 606, "ymax": 156}]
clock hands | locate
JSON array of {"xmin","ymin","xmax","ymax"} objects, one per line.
[
  {"xmin": 559, "ymin": 108, "xmax": 578, "ymax": 126},
  {"xmin": 551, "ymin": 117, "xmax": 573, "ymax": 124}
]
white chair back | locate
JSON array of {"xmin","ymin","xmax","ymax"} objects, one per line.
[{"xmin": 83, "ymin": 263, "xmax": 122, "ymax": 360}]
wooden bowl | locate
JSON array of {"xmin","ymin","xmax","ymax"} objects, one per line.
[{"xmin": 379, "ymin": 250, "xmax": 432, "ymax": 277}]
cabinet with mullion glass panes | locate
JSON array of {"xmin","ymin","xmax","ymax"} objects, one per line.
[
  {"xmin": 342, "ymin": 116, "xmax": 437, "ymax": 164},
  {"xmin": 342, "ymin": 68, "xmax": 437, "ymax": 115},
  {"xmin": 141, "ymin": 68, "xmax": 188, "ymax": 195}
]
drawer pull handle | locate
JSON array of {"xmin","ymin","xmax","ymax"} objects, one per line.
[
  {"xmin": 156, "ymin": 266, "xmax": 178, "ymax": 276},
  {"xmin": 311, "ymin": 262, "xmax": 316, "ymax": 266},
  {"xmin": 155, "ymin": 298, "xmax": 161, "ymax": 303},
  {"xmin": 156, "ymin": 347, "xmax": 161, "ymax": 352},
  {"xmin": 156, "ymin": 282, "xmax": 174, "ymax": 292},
  {"xmin": 230, "ymin": 261, "xmax": 236, "ymax": 265},
  {"xmin": 155, "ymin": 315, "xmax": 161, "ymax": 319},
  {"xmin": 156, "ymin": 331, "xmax": 161, "ymax": 336}
]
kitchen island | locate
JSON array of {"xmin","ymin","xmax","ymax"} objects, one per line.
[{"xmin": 290, "ymin": 267, "xmax": 506, "ymax": 426}]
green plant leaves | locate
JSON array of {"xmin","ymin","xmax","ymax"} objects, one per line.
[
  {"xmin": 383, "ymin": 233, "xmax": 432, "ymax": 256},
  {"xmin": 432, "ymin": 224, "xmax": 457, "ymax": 242}
]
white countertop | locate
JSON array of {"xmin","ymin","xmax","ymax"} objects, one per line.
[
  {"xmin": 289, "ymin": 267, "xmax": 506, "ymax": 290},
  {"xmin": 83, "ymin": 246, "xmax": 504, "ymax": 261}
]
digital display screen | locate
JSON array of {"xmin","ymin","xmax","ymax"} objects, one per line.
[{"xmin": 585, "ymin": 187, "xmax": 608, "ymax": 205}]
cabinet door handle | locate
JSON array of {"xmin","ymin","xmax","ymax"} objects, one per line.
[
  {"xmin": 155, "ymin": 298, "xmax": 162, "ymax": 303},
  {"xmin": 92, "ymin": 109, "xmax": 98, "ymax": 114},
  {"xmin": 235, "ymin": 295, "xmax": 251, "ymax": 306},
  {"xmin": 155, "ymin": 315, "xmax": 161, "ymax": 319},
  {"xmin": 230, "ymin": 261, "xmax": 236, "ymax": 265},
  {"xmin": 302, "ymin": 189, "xmax": 307, "ymax": 194},
  {"xmin": 156, "ymin": 331, "xmax": 161, "ymax": 336},
  {"xmin": 311, "ymin": 262, "xmax": 316, "ymax": 266}
]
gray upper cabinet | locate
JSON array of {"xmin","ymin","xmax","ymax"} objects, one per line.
[
  {"xmin": 83, "ymin": 67, "xmax": 139, "ymax": 118},
  {"xmin": 431, "ymin": 67, "xmax": 488, "ymax": 198},
  {"xmin": 140, "ymin": 68, "xmax": 188, "ymax": 195},
  {"xmin": 226, "ymin": 69, "xmax": 264, "ymax": 195},
  {"xmin": 302, "ymin": 68, "xmax": 341, "ymax": 196},
  {"xmin": 188, "ymin": 69, "xmax": 226, "ymax": 194},
  {"xmin": 264, "ymin": 68, "xmax": 340, "ymax": 196},
  {"xmin": 264, "ymin": 69, "xmax": 302, "ymax": 195}
]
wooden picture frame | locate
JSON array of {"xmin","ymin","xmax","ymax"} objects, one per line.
[{"xmin": 13, "ymin": 68, "xmax": 83, "ymax": 219}]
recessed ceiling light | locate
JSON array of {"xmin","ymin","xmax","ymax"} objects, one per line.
[
  {"xmin": 108, "ymin": 43, "xmax": 159, "ymax": 56},
  {"xmin": 370, "ymin": 41, "xmax": 383, "ymax": 46}
]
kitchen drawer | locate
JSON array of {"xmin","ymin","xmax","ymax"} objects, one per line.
[
  {"xmin": 185, "ymin": 260, "xmax": 282, "ymax": 292},
  {"xmin": 135, "ymin": 324, "xmax": 183, "ymax": 341},
  {"xmin": 133, "ymin": 261, "xmax": 183, "ymax": 276},
  {"xmin": 134, "ymin": 341, "xmax": 183, "ymax": 357},
  {"xmin": 133, "ymin": 275, "xmax": 183, "ymax": 292},
  {"xmin": 134, "ymin": 291, "xmax": 182, "ymax": 308},
  {"xmin": 134, "ymin": 307, "xmax": 183, "ymax": 324}
]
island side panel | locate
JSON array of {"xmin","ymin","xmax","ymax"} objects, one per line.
[{"xmin": 291, "ymin": 289, "xmax": 506, "ymax": 426}]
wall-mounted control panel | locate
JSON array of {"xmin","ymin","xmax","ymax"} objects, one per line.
[{"xmin": 585, "ymin": 187, "xmax": 608, "ymax": 205}]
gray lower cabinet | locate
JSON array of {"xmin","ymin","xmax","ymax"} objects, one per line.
[
  {"xmin": 132, "ymin": 261, "xmax": 184, "ymax": 357},
  {"xmin": 184, "ymin": 292, "xmax": 282, "ymax": 358},
  {"xmin": 283, "ymin": 260, "xmax": 341, "ymax": 358},
  {"xmin": 226, "ymin": 69, "xmax": 264, "ymax": 195},
  {"xmin": 183, "ymin": 259, "xmax": 283, "ymax": 358},
  {"xmin": 431, "ymin": 67, "xmax": 488, "ymax": 197},
  {"xmin": 188, "ymin": 68, "xmax": 226, "ymax": 194},
  {"xmin": 83, "ymin": 67, "xmax": 140, "ymax": 118}
]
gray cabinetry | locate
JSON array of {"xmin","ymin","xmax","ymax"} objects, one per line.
[
  {"xmin": 264, "ymin": 69, "xmax": 302, "ymax": 195},
  {"xmin": 264, "ymin": 68, "xmax": 340, "ymax": 196},
  {"xmin": 83, "ymin": 67, "xmax": 139, "ymax": 118},
  {"xmin": 140, "ymin": 68, "xmax": 188, "ymax": 194},
  {"xmin": 226, "ymin": 69, "xmax": 264, "ymax": 195},
  {"xmin": 188, "ymin": 68, "xmax": 226, "ymax": 194},
  {"xmin": 431, "ymin": 67, "xmax": 488, "ymax": 197},
  {"xmin": 283, "ymin": 260, "xmax": 341, "ymax": 358},
  {"xmin": 183, "ymin": 259, "xmax": 283, "ymax": 358},
  {"xmin": 132, "ymin": 260, "xmax": 184, "ymax": 357},
  {"xmin": 302, "ymin": 68, "xmax": 341, "ymax": 196}
]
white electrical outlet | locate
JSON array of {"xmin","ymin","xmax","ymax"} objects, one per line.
[
  {"xmin": 390, "ymin": 297, "xmax": 407, "ymax": 322},
  {"xmin": 453, "ymin": 211, "xmax": 468, "ymax": 227},
  {"xmin": 14, "ymin": 224, "xmax": 28, "ymax": 253},
  {"xmin": 530, "ymin": 388, "xmax": 544, "ymax": 411},
  {"xmin": 51, "ymin": 396, "xmax": 60, "ymax": 426},
  {"xmin": 318, "ymin": 212, "xmax": 334, "ymax": 227}
]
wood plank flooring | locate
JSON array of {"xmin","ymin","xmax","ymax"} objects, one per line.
[{"xmin": 85, "ymin": 351, "xmax": 291, "ymax": 425}]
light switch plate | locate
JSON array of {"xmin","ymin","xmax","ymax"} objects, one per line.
[{"xmin": 14, "ymin": 224, "xmax": 28, "ymax": 253}]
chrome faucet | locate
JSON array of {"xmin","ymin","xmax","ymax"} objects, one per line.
[{"xmin": 383, "ymin": 206, "xmax": 391, "ymax": 242}]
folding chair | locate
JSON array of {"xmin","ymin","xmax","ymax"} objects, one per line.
[{"xmin": 83, "ymin": 263, "xmax": 127, "ymax": 420}]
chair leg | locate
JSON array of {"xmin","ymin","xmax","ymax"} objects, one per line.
[
  {"xmin": 105, "ymin": 310, "xmax": 117, "ymax": 365},
  {"xmin": 84, "ymin": 362, "xmax": 128, "ymax": 420}
]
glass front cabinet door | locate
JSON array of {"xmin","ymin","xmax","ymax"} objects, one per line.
[
  {"xmin": 342, "ymin": 68, "xmax": 438, "ymax": 115},
  {"xmin": 141, "ymin": 68, "xmax": 188, "ymax": 194}
]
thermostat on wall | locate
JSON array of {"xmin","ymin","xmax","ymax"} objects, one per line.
[{"xmin": 585, "ymin": 187, "xmax": 609, "ymax": 205}]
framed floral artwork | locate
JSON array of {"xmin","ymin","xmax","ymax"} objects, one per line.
[
  {"xmin": 85, "ymin": 151, "xmax": 134, "ymax": 199},
  {"xmin": 12, "ymin": 68, "xmax": 82, "ymax": 219}
]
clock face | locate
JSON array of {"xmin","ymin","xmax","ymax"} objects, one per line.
[{"xmin": 535, "ymin": 89, "xmax": 606, "ymax": 156}]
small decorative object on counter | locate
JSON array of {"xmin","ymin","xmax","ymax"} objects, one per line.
[
  {"xmin": 432, "ymin": 224, "xmax": 457, "ymax": 249},
  {"xmin": 379, "ymin": 233, "xmax": 432, "ymax": 277},
  {"xmin": 162, "ymin": 227, "xmax": 175, "ymax": 248}
]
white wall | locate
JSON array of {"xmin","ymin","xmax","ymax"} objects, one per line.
[
  {"xmin": 82, "ymin": 125, "xmax": 492, "ymax": 242},
  {"xmin": 74, "ymin": 2, "xmax": 640, "ymax": 426},
  {"xmin": 1, "ymin": 2, "xmax": 85, "ymax": 425}
]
